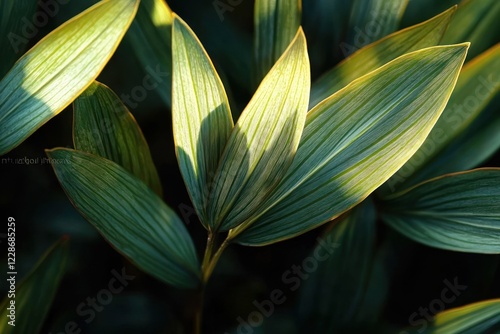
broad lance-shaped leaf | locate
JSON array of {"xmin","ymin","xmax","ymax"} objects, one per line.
[
  {"xmin": 253, "ymin": 0, "xmax": 301, "ymax": 84},
  {"xmin": 401, "ymin": 299, "xmax": 500, "ymax": 334},
  {"xmin": 207, "ymin": 28, "xmax": 310, "ymax": 232},
  {"xmin": 384, "ymin": 44, "xmax": 500, "ymax": 192},
  {"xmin": 298, "ymin": 199, "xmax": 387, "ymax": 332},
  {"xmin": 442, "ymin": 0, "xmax": 500, "ymax": 60},
  {"xmin": 47, "ymin": 148, "xmax": 201, "ymax": 288},
  {"xmin": 380, "ymin": 168, "xmax": 500, "ymax": 254},
  {"xmin": 343, "ymin": 0, "xmax": 408, "ymax": 57},
  {"xmin": 232, "ymin": 44, "xmax": 469, "ymax": 246},
  {"xmin": 0, "ymin": 237, "xmax": 69, "ymax": 334},
  {"xmin": 0, "ymin": 0, "xmax": 139, "ymax": 156},
  {"xmin": 172, "ymin": 15, "xmax": 234, "ymax": 227},
  {"xmin": 310, "ymin": 6, "xmax": 455, "ymax": 107},
  {"xmin": 0, "ymin": 0, "xmax": 37, "ymax": 78},
  {"xmin": 127, "ymin": 0, "xmax": 172, "ymax": 107},
  {"xmin": 73, "ymin": 81, "xmax": 163, "ymax": 196}
]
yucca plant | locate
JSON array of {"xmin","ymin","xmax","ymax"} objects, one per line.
[{"xmin": 0, "ymin": 0, "xmax": 499, "ymax": 333}]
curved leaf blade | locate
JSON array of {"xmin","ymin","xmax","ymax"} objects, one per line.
[
  {"xmin": 73, "ymin": 81, "xmax": 163, "ymax": 196},
  {"xmin": 385, "ymin": 44, "xmax": 500, "ymax": 191},
  {"xmin": 442, "ymin": 0, "xmax": 500, "ymax": 60},
  {"xmin": 0, "ymin": 237, "xmax": 69, "ymax": 334},
  {"xmin": 0, "ymin": 0, "xmax": 139, "ymax": 155},
  {"xmin": 207, "ymin": 28, "xmax": 310, "ymax": 231},
  {"xmin": 381, "ymin": 168, "xmax": 500, "ymax": 254},
  {"xmin": 310, "ymin": 6, "xmax": 456, "ymax": 107},
  {"xmin": 127, "ymin": 0, "xmax": 173, "ymax": 107},
  {"xmin": 47, "ymin": 148, "xmax": 201, "ymax": 288},
  {"xmin": 172, "ymin": 15, "xmax": 234, "ymax": 227},
  {"xmin": 254, "ymin": 0, "xmax": 301, "ymax": 84},
  {"xmin": 234, "ymin": 44, "xmax": 469, "ymax": 246}
]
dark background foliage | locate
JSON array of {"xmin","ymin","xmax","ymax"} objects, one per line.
[{"xmin": 0, "ymin": 0, "xmax": 499, "ymax": 333}]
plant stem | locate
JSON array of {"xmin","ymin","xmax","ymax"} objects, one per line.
[{"xmin": 202, "ymin": 238, "xmax": 230, "ymax": 283}]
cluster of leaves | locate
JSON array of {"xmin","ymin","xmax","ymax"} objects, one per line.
[{"xmin": 0, "ymin": 0, "xmax": 499, "ymax": 333}]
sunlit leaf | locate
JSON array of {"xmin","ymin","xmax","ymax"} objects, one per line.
[
  {"xmin": 310, "ymin": 6, "xmax": 456, "ymax": 107},
  {"xmin": 0, "ymin": 237, "xmax": 69, "ymax": 334},
  {"xmin": 233, "ymin": 44, "xmax": 469, "ymax": 246},
  {"xmin": 0, "ymin": 0, "xmax": 139, "ymax": 155},
  {"xmin": 384, "ymin": 44, "xmax": 500, "ymax": 192},
  {"xmin": 208, "ymin": 29, "xmax": 310, "ymax": 230},
  {"xmin": 73, "ymin": 81, "xmax": 163, "ymax": 196},
  {"xmin": 207, "ymin": 28, "xmax": 310, "ymax": 232},
  {"xmin": 172, "ymin": 15, "xmax": 234, "ymax": 227},
  {"xmin": 381, "ymin": 168, "xmax": 500, "ymax": 254},
  {"xmin": 47, "ymin": 148, "xmax": 201, "ymax": 288},
  {"xmin": 127, "ymin": 0, "xmax": 172, "ymax": 107},
  {"xmin": 442, "ymin": 0, "xmax": 500, "ymax": 60},
  {"xmin": 298, "ymin": 199, "xmax": 384, "ymax": 332},
  {"xmin": 253, "ymin": 0, "xmax": 301, "ymax": 84},
  {"xmin": 342, "ymin": 0, "xmax": 408, "ymax": 57},
  {"xmin": 0, "ymin": 0, "xmax": 37, "ymax": 78}
]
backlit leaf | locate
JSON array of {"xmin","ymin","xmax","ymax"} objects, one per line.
[
  {"xmin": 73, "ymin": 81, "xmax": 163, "ymax": 196},
  {"xmin": 172, "ymin": 15, "xmax": 234, "ymax": 227},
  {"xmin": 0, "ymin": 0, "xmax": 139, "ymax": 155},
  {"xmin": 233, "ymin": 44, "xmax": 468, "ymax": 246},
  {"xmin": 207, "ymin": 28, "xmax": 310, "ymax": 232},
  {"xmin": 381, "ymin": 168, "xmax": 500, "ymax": 254},
  {"xmin": 47, "ymin": 148, "xmax": 201, "ymax": 288}
]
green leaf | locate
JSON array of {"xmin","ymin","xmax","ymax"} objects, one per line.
[
  {"xmin": 127, "ymin": 0, "xmax": 172, "ymax": 107},
  {"xmin": 310, "ymin": 6, "xmax": 456, "ymax": 107},
  {"xmin": 47, "ymin": 148, "xmax": 201, "ymax": 288},
  {"xmin": 0, "ymin": 0, "xmax": 37, "ymax": 78},
  {"xmin": 73, "ymin": 81, "xmax": 163, "ymax": 196},
  {"xmin": 298, "ymin": 199, "xmax": 382, "ymax": 332},
  {"xmin": 384, "ymin": 44, "xmax": 500, "ymax": 192},
  {"xmin": 0, "ymin": 237, "xmax": 69, "ymax": 334},
  {"xmin": 253, "ymin": 0, "xmax": 301, "ymax": 84},
  {"xmin": 405, "ymin": 299, "xmax": 500, "ymax": 334},
  {"xmin": 343, "ymin": 0, "xmax": 409, "ymax": 57},
  {"xmin": 0, "ymin": 0, "xmax": 139, "ymax": 156},
  {"xmin": 380, "ymin": 168, "xmax": 500, "ymax": 254},
  {"xmin": 172, "ymin": 15, "xmax": 234, "ymax": 227},
  {"xmin": 442, "ymin": 0, "xmax": 500, "ymax": 60},
  {"xmin": 233, "ymin": 44, "xmax": 469, "ymax": 246},
  {"xmin": 207, "ymin": 28, "xmax": 310, "ymax": 232}
]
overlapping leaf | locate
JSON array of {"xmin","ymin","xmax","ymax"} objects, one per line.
[
  {"xmin": 0, "ymin": 0, "xmax": 139, "ymax": 156},
  {"xmin": 298, "ymin": 199, "xmax": 386, "ymax": 332},
  {"xmin": 310, "ymin": 6, "xmax": 455, "ymax": 107},
  {"xmin": 172, "ymin": 15, "xmax": 234, "ymax": 227},
  {"xmin": 73, "ymin": 81, "xmax": 162, "ymax": 196},
  {"xmin": 206, "ymin": 28, "xmax": 310, "ymax": 231},
  {"xmin": 127, "ymin": 0, "xmax": 172, "ymax": 107},
  {"xmin": 442, "ymin": 0, "xmax": 500, "ymax": 60},
  {"xmin": 233, "ymin": 44, "xmax": 469, "ymax": 246},
  {"xmin": 47, "ymin": 148, "xmax": 201, "ymax": 288},
  {"xmin": 254, "ymin": 0, "xmax": 301, "ymax": 84},
  {"xmin": 384, "ymin": 44, "xmax": 500, "ymax": 191},
  {"xmin": 0, "ymin": 238, "xmax": 69, "ymax": 334},
  {"xmin": 381, "ymin": 169, "xmax": 500, "ymax": 254}
]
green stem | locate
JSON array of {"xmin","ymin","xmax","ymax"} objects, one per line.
[{"xmin": 202, "ymin": 238, "xmax": 230, "ymax": 283}]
